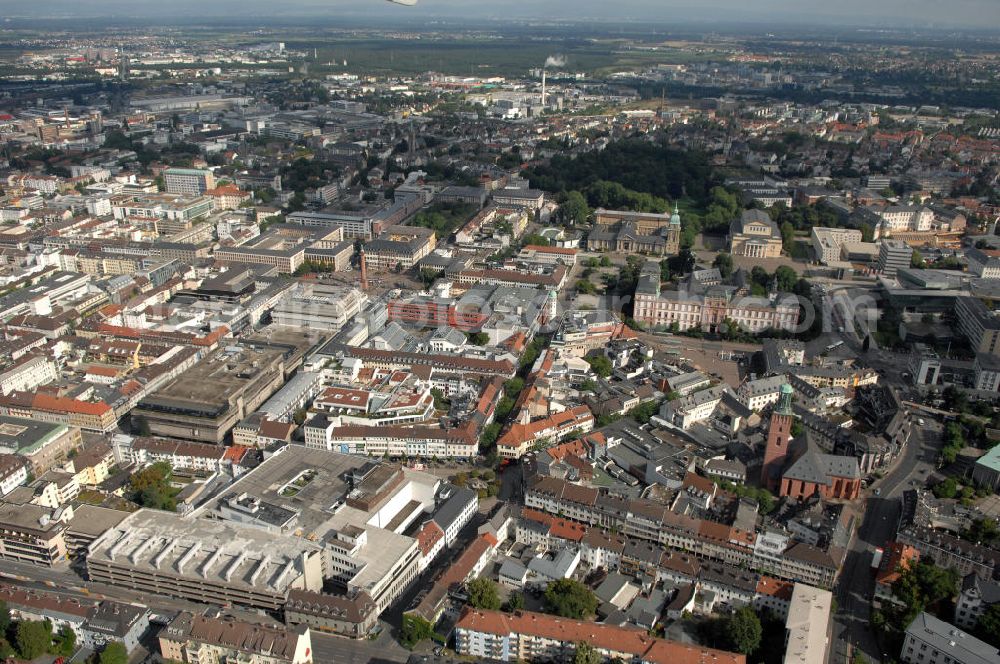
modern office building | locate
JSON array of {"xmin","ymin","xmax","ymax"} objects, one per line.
[
  {"xmin": 271, "ymin": 283, "xmax": 367, "ymax": 331},
  {"xmin": 214, "ymin": 225, "xmax": 345, "ymax": 274},
  {"xmin": 362, "ymin": 226, "xmax": 436, "ymax": 272},
  {"xmin": 194, "ymin": 447, "xmax": 461, "ymax": 615},
  {"xmin": 972, "ymin": 445, "xmax": 1000, "ymax": 492},
  {"xmin": 286, "ymin": 210, "xmax": 376, "ymax": 239},
  {"xmin": 163, "ymin": 168, "xmax": 216, "ymax": 196},
  {"xmin": 0, "ymin": 501, "xmax": 70, "ymax": 566},
  {"xmin": 811, "ymin": 227, "xmax": 862, "ymax": 265},
  {"xmin": 877, "ymin": 240, "xmax": 914, "ymax": 277},
  {"xmin": 955, "ymin": 296, "xmax": 1000, "ymax": 357},
  {"xmin": 131, "ymin": 346, "xmax": 287, "ymax": 443},
  {"xmin": 0, "ymin": 415, "xmax": 81, "ymax": 474}
]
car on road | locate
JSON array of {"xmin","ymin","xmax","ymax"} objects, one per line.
[
  {"xmin": 917, "ymin": 418, "xmax": 926, "ymax": 426},
  {"xmin": 874, "ymin": 488, "xmax": 881, "ymax": 496}
]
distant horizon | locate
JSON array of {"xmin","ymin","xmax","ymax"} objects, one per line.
[{"xmin": 4, "ymin": 0, "xmax": 1000, "ymax": 32}]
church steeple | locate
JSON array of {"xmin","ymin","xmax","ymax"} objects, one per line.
[
  {"xmin": 670, "ymin": 202, "xmax": 681, "ymax": 226},
  {"xmin": 761, "ymin": 383, "xmax": 795, "ymax": 491}
]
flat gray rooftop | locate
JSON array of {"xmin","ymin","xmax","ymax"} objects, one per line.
[{"xmin": 88, "ymin": 509, "xmax": 322, "ymax": 594}]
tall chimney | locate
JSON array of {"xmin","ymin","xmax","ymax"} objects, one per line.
[
  {"xmin": 359, "ymin": 248, "xmax": 368, "ymax": 290},
  {"xmin": 541, "ymin": 70, "xmax": 547, "ymax": 108}
]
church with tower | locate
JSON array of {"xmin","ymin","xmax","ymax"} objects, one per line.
[{"xmin": 761, "ymin": 383, "xmax": 862, "ymax": 502}]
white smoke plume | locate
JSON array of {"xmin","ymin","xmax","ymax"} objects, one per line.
[{"xmin": 544, "ymin": 55, "xmax": 566, "ymax": 68}]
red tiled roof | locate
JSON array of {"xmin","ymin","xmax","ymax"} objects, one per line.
[
  {"xmin": 521, "ymin": 508, "xmax": 586, "ymax": 542},
  {"xmin": 85, "ymin": 365, "xmax": 121, "ymax": 377},
  {"xmin": 416, "ymin": 521, "xmax": 445, "ymax": 556},
  {"xmin": 755, "ymin": 575, "xmax": 794, "ymax": 599},
  {"xmin": 32, "ymin": 393, "xmax": 111, "ymax": 417},
  {"xmin": 876, "ymin": 541, "xmax": 919, "ymax": 585},
  {"xmin": 455, "ymin": 608, "xmax": 745, "ymax": 664},
  {"xmin": 223, "ymin": 446, "xmax": 248, "ymax": 462}
]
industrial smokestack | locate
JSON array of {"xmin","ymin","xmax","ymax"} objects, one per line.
[
  {"xmin": 360, "ymin": 248, "xmax": 368, "ymax": 291},
  {"xmin": 541, "ymin": 70, "xmax": 547, "ymax": 108}
]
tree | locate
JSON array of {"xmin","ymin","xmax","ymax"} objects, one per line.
[
  {"xmin": 560, "ymin": 191, "xmax": 590, "ymax": 226},
  {"xmin": 98, "ymin": 641, "xmax": 129, "ymax": 664},
  {"xmin": 890, "ymin": 561, "xmax": 959, "ymax": 628},
  {"xmin": 962, "ymin": 518, "xmax": 1000, "ymax": 546},
  {"xmin": 479, "ymin": 423, "xmax": 502, "ymax": 451},
  {"xmin": 132, "ymin": 415, "xmax": 151, "ymax": 436},
  {"xmin": 774, "ymin": 265, "xmax": 799, "ymax": 293},
  {"xmin": 659, "ymin": 258, "xmax": 671, "ymax": 283},
  {"xmin": 467, "ymin": 332, "xmax": 490, "ymax": 346},
  {"xmin": 726, "ymin": 606, "xmax": 762, "ymax": 655},
  {"xmin": 780, "ymin": 221, "xmax": 795, "ymax": 252},
  {"xmin": 974, "ymin": 603, "xmax": 1000, "ymax": 647},
  {"xmin": 521, "ymin": 233, "xmax": 551, "ymax": 248},
  {"xmin": 431, "ymin": 388, "xmax": 451, "ymax": 411},
  {"xmin": 400, "ymin": 614, "xmax": 436, "ymax": 649},
  {"xmin": 128, "ymin": 461, "xmax": 179, "ymax": 511},
  {"xmin": 911, "ymin": 249, "xmax": 925, "ymax": 268},
  {"xmin": 504, "ymin": 377, "xmax": 525, "ymax": 398},
  {"xmin": 544, "ymin": 579, "xmax": 598, "ymax": 619},
  {"xmin": 933, "ymin": 476, "xmax": 959, "ymax": 499},
  {"xmin": 573, "ymin": 641, "xmax": 602, "ymax": 664},
  {"xmin": 0, "ymin": 600, "xmax": 9, "ymax": 634},
  {"xmin": 504, "ymin": 591, "xmax": 524, "ymax": 612},
  {"xmin": 586, "ymin": 355, "xmax": 613, "ymax": 378},
  {"xmin": 15, "ymin": 620, "xmax": 51, "ymax": 660},
  {"xmin": 51, "ymin": 626, "xmax": 76, "ymax": 657},
  {"xmin": 466, "ymin": 578, "xmax": 502, "ymax": 611},
  {"xmin": 103, "ymin": 131, "xmax": 134, "ymax": 151},
  {"xmin": 628, "ymin": 400, "xmax": 659, "ymax": 424},
  {"xmin": 667, "ymin": 247, "xmax": 695, "ymax": 276},
  {"xmin": 942, "ymin": 385, "xmax": 969, "ymax": 413},
  {"xmin": 496, "ymin": 396, "xmax": 515, "ymax": 420},
  {"xmin": 292, "ymin": 408, "xmax": 308, "ymax": 426},
  {"xmin": 713, "ymin": 252, "xmax": 734, "ymax": 278}
]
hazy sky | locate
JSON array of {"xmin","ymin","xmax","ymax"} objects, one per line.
[{"xmin": 12, "ymin": 0, "xmax": 1000, "ymax": 28}]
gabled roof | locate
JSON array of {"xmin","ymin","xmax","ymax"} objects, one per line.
[{"xmin": 783, "ymin": 450, "xmax": 860, "ymax": 485}]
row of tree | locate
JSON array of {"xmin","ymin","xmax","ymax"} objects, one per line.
[{"xmin": 465, "ymin": 577, "xmax": 598, "ymax": 621}]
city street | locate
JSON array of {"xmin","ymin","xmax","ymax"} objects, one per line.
[{"xmin": 829, "ymin": 418, "xmax": 942, "ymax": 664}]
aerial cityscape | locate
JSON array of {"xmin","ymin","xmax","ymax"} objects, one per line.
[{"xmin": 0, "ymin": 1, "xmax": 998, "ymax": 663}]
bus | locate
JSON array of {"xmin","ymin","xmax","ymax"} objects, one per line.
[{"xmin": 825, "ymin": 341, "xmax": 844, "ymax": 352}]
